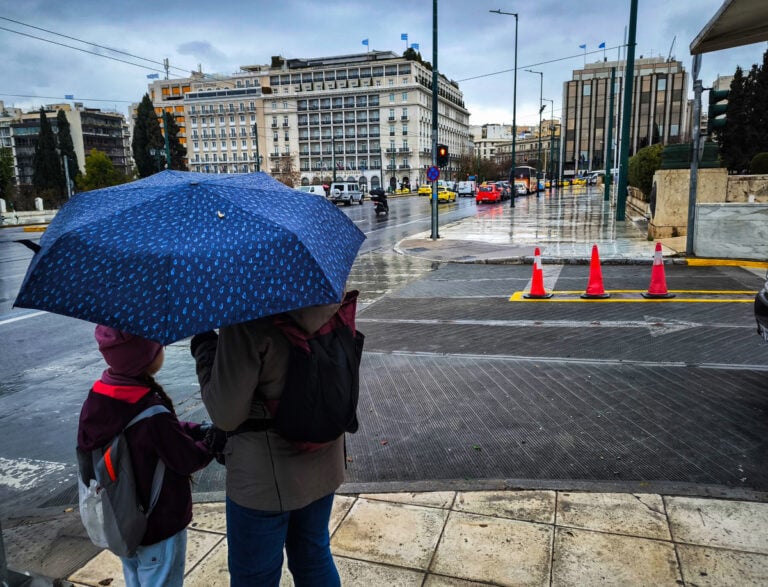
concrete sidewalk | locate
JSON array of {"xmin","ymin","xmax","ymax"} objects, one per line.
[{"xmin": 38, "ymin": 489, "xmax": 764, "ymax": 586}]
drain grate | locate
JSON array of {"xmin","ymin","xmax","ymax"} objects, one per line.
[{"xmin": 39, "ymin": 482, "xmax": 79, "ymax": 508}]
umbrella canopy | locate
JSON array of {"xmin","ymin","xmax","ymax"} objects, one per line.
[{"xmin": 15, "ymin": 171, "xmax": 365, "ymax": 344}]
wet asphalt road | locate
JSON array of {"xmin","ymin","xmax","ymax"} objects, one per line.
[{"xmin": 1, "ymin": 193, "xmax": 767, "ymax": 519}]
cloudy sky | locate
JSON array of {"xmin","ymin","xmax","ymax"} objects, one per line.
[{"xmin": 2, "ymin": 0, "xmax": 765, "ymax": 127}]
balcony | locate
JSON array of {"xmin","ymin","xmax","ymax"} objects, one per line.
[
  {"xmin": 387, "ymin": 164, "xmax": 396, "ymax": 170},
  {"xmin": 388, "ymin": 116, "xmax": 396, "ymax": 121},
  {"xmin": 386, "ymin": 148, "xmax": 397, "ymax": 153},
  {"xmin": 399, "ymin": 147, "xmax": 411, "ymax": 153},
  {"xmin": 401, "ymin": 116, "xmax": 409, "ymax": 121},
  {"xmin": 399, "ymin": 164, "xmax": 410, "ymax": 169}
]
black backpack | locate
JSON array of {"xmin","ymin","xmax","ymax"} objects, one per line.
[{"xmin": 271, "ymin": 290, "xmax": 364, "ymax": 445}]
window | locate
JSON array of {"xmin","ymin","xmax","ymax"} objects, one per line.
[
  {"xmin": 583, "ymin": 84, "xmax": 591, "ymax": 96},
  {"xmin": 272, "ymin": 101, "xmax": 277, "ymax": 110},
  {"xmin": 389, "ymin": 93, "xmax": 395, "ymax": 103},
  {"xmin": 402, "ymin": 92, "xmax": 408, "ymax": 102},
  {"xmin": 229, "ymin": 115, "xmax": 235, "ymax": 123},
  {"xmin": 219, "ymin": 116, "xmax": 225, "ymax": 124},
  {"xmin": 242, "ymin": 139, "xmax": 247, "ymax": 148},
  {"xmin": 283, "ymin": 100, "xmax": 288, "ymax": 109},
  {"xmin": 193, "ymin": 141, "xmax": 199, "ymax": 150},
  {"xmin": 240, "ymin": 115, "xmax": 246, "ymax": 123},
  {"xmin": 657, "ymin": 78, "xmax": 667, "ymax": 91}
]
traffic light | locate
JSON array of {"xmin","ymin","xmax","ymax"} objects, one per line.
[
  {"xmin": 707, "ymin": 89, "xmax": 729, "ymax": 133},
  {"xmin": 436, "ymin": 144, "xmax": 449, "ymax": 167}
]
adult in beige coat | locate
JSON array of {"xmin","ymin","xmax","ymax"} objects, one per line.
[{"xmin": 191, "ymin": 300, "xmax": 344, "ymax": 587}]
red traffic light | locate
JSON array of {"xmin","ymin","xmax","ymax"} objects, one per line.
[{"xmin": 436, "ymin": 144, "xmax": 449, "ymax": 167}]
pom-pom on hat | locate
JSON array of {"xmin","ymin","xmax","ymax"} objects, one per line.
[{"xmin": 95, "ymin": 325, "xmax": 163, "ymax": 377}]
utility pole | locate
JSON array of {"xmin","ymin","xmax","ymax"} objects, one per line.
[
  {"xmin": 526, "ymin": 69, "xmax": 544, "ymax": 189},
  {"xmin": 162, "ymin": 110, "xmax": 171, "ymax": 169},
  {"xmin": 62, "ymin": 154, "xmax": 72, "ymax": 199},
  {"xmin": 686, "ymin": 54, "xmax": 703, "ymax": 256},
  {"xmin": 604, "ymin": 66, "xmax": 616, "ymax": 202},
  {"xmin": 430, "ymin": 0, "xmax": 439, "ymax": 239},
  {"xmin": 490, "ymin": 9, "xmax": 518, "ymax": 208},
  {"xmin": 616, "ymin": 0, "xmax": 638, "ymax": 220}
]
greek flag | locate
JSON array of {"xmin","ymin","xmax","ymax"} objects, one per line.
[
  {"xmin": 146, "ymin": 73, "xmax": 160, "ymax": 79},
  {"xmin": 598, "ymin": 42, "xmax": 606, "ymax": 49},
  {"xmin": 64, "ymin": 94, "xmax": 74, "ymax": 100},
  {"xmin": 410, "ymin": 43, "xmax": 419, "ymax": 51},
  {"xmin": 579, "ymin": 44, "xmax": 586, "ymax": 49},
  {"xmin": 362, "ymin": 39, "xmax": 369, "ymax": 46},
  {"xmin": 401, "ymin": 33, "xmax": 408, "ymax": 41}
]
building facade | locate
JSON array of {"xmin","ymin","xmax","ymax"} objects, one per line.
[
  {"xmin": 145, "ymin": 51, "xmax": 471, "ymax": 190},
  {"xmin": 0, "ymin": 102, "xmax": 131, "ymax": 188},
  {"xmin": 561, "ymin": 57, "xmax": 688, "ymax": 176}
]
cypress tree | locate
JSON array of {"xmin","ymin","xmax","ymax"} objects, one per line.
[
  {"xmin": 719, "ymin": 66, "xmax": 751, "ymax": 172},
  {"xmin": 164, "ymin": 113, "xmax": 188, "ymax": 171},
  {"xmin": 753, "ymin": 49, "xmax": 768, "ymax": 155},
  {"xmin": 56, "ymin": 109, "xmax": 80, "ymax": 192},
  {"xmin": 32, "ymin": 108, "xmax": 64, "ymax": 204},
  {"xmin": 132, "ymin": 94, "xmax": 165, "ymax": 177}
]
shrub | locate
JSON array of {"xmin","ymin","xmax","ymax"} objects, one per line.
[
  {"xmin": 628, "ymin": 143, "xmax": 664, "ymax": 197},
  {"xmin": 750, "ymin": 152, "xmax": 768, "ymax": 174}
]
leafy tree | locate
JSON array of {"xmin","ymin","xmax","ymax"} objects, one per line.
[
  {"xmin": 0, "ymin": 147, "xmax": 15, "ymax": 204},
  {"xmin": 76, "ymin": 149, "xmax": 129, "ymax": 191},
  {"xmin": 628, "ymin": 143, "xmax": 663, "ymax": 197},
  {"xmin": 132, "ymin": 94, "xmax": 165, "ymax": 178},
  {"xmin": 164, "ymin": 113, "xmax": 188, "ymax": 171},
  {"xmin": 750, "ymin": 152, "xmax": 768, "ymax": 174},
  {"xmin": 56, "ymin": 109, "xmax": 80, "ymax": 190},
  {"xmin": 32, "ymin": 108, "xmax": 64, "ymax": 205}
]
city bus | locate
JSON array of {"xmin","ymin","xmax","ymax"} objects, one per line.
[{"xmin": 511, "ymin": 166, "xmax": 538, "ymax": 194}]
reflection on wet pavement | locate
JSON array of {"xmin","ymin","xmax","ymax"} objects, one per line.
[{"xmin": 347, "ymin": 251, "xmax": 438, "ymax": 308}]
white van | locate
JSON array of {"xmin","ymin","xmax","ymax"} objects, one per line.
[
  {"xmin": 297, "ymin": 185, "xmax": 327, "ymax": 197},
  {"xmin": 457, "ymin": 181, "xmax": 476, "ymax": 197},
  {"xmin": 328, "ymin": 182, "xmax": 364, "ymax": 206}
]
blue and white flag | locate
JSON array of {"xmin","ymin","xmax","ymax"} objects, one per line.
[
  {"xmin": 410, "ymin": 43, "xmax": 419, "ymax": 51},
  {"xmin": 579, "ymin": 44, "xmax": 586, "ymax": 49},
  {"xmin": 147, "ymin": 73, "xmax": 160, "ymax": 79},
  {"xmin": 598, "ymin": 42, "xmax": 606, "ymax": 49},
  {"xmin": 401, "ymin": 33, "xmax": 408, "ymax": 41},
  {"xmin": 64, "ymin": 94, "xmax": 74, "ymax": 100},
  {"xmin": 362, "ymin": 39, "xmax": 369, "ymax": 46}
]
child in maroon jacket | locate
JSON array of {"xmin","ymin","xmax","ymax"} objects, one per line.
[{"xmin": 78, "ymin": 326, "xmax": 219, "ymax": 586}]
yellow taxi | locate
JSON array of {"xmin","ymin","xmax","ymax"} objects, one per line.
[
  {"xmin": 417, "ymin": 184, "xmax": 432, "ymax": 196},
  {"xmin": 437, "ymin": 186, "xmax": 457, "ymax": 203}
]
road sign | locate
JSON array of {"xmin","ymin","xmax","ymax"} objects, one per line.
[{"xmin": 427, "ymin": 166, "xmax": 440, "ymax": 181}]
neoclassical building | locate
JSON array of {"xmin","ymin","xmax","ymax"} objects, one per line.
[{"xmin": 144, "ymin": 51, "xmax": 471, "ymax": 190}]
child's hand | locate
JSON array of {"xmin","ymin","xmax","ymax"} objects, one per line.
[{"xmin": 203, "ymin": 426, "xmax": 227, "ymax": 465}]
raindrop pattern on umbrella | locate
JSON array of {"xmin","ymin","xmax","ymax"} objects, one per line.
[{"xmin": 15, "ymin": 171, "xmax": 365, "ymax": 344}]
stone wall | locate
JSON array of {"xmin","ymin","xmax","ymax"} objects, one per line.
[
  {"xmin": 726, "ymin": 175, "xmax": 768, "ymax": 203},
  {"xmin": 648, "ymin": 168, "xmax": 728, "ymax": 239},
  {"xmin": 694, "ymin": 203, "xmax": 768, "ymax": 260}
]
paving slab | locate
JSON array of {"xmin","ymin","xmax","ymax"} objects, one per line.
[
  {"xmin": 556, "ymin": 492, "xmax": 670, "ymax": 540},
  {"xmin": 359, "ymin": 491, "xmax": 455, "ymax": 509},
  {"xmin": 676, "ymin": 543, "xmax": 768, "ymax": 587},
  {"xmin": 423, "ymin": 576, "xmax": 496, "ymax": 586},
  {"xmin": 335, "ymin": 555, "xmax": 425, "ymax": 586},
  {"xmin": 551, "ymin": 526, "xmax": 681, "ymax": 587},
  {"xmin": 430, "ymin": 510, "xmax": 552, "ymax": 586},
  {"xmin": 454, "ymin": 490, "xmax": 556, "ymax": 524},
  {"xmin": 331, "ymin": 498, "xmax": 448, "ymax": 570},
  {"xmin": 665, "ymin": 496, "xmax": 768, "ymax": 553},
  {"xmin": 184, "ymin": 538, "xmax": 229, "ymax": 586},
  {"xmin": 68, "ymin": 528, "xmax": 223, "ymax": 586},
  {"xmin": 189, "ymin": 502, "xmax": 227, "ymax": 533}
]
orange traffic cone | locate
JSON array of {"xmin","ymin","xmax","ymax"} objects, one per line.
[
  {"xmin": 642, "ymin": 242, "xmax": 675, "ymax": 299},
  {"xmin": 581, "ymin": 244, "xmax": 610, "ymax": 299},
  {"xmin": 524, "ymin": 247, "xmax": 553, "ymax": 299}
]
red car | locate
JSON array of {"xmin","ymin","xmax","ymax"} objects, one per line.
[{"xmin": 476, "ymin": 184, "xmax": 503, "ymax": 204}]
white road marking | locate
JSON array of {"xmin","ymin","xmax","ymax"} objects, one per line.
[
  {"xmin": 0, "ymin": 456, "xmax": 68, "ymax": 491},
  {"xmin": 0, "ymin": 311, "xmax": 47, "ymax": 326}
]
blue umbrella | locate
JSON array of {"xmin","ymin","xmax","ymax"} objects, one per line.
[{"xmin": 15, "ymin": 171, "xmax": 365, "ymax": 345}]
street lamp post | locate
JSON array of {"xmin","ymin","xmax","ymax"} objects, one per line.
[
  {"xmin": 525, "ymin": 69, "xmax": 543, "ymax": 189},
  {"xmin": 490, "ymin": 9, "xmax": 518, "ymax": 208},
  {"xmin": 252, "ymin": 122, "xmax": 261, "ymax": 172},
  {"xmin": 542, "ymin": 98, "xmax": 554, "ymax": 186}
]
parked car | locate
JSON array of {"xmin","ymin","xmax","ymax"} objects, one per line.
[
  {"xmin": 495, "ymin": 182, "xmax": 511, "ymax": 200},
  {"xmin": 296, "ymin": 185, "xmax": 327, "ymax": 197},
  {"xmin": 328, "ymin": 181, "xmax": 363, "ymax": 205},
  {"xmin": 418, "ymin": 184, "xmax": 433, "ymax": 196},
  {"xmin": 514, "ymin": 182, "xmax": 527, "ymax": 196},
  {"xmin": 437, "ymin": 187, "xmax": 457, "ymax": 203},
  {"xmin": 476, "ymin": 184, "xmax": 503, "ymax": 204}
]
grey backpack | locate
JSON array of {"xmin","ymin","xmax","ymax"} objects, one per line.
[{"xmin": 77, "ymin": 405, "xmax": 169, "ymax": 557}]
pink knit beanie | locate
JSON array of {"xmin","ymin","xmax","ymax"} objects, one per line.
[{"xmin": 94, "ymin": 325, "xmax": 163, "ymax": 377}]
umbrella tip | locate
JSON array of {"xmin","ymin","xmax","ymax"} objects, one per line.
[{"xmin": 217, "ymin": 210, "xmax": 225, "ymax": 218}]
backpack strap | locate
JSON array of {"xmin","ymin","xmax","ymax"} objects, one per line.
[{"xmin": 124, "ymin": 404, "xmax": 170, "ymax": 515}]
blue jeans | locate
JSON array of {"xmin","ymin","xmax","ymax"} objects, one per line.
[
  {"xmin": 226, "ymin": 494, "xmax": 340, "ymax": 587},
  {"xmin": 120, "ymin": 529, "xmax": 187, "ymax": 587}
]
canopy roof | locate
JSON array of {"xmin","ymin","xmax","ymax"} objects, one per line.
[{"xmin": 690, "ymin": 0, "xmax": 768, "ymax": 54}]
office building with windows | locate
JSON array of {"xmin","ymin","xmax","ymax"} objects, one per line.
[
  {"xmin": 145, "ymin": 51, "xmax": 470, "ymax": 190},
  {"xmin": 561, "ymin": 57, "xmax": 688, "ymax": 176}
]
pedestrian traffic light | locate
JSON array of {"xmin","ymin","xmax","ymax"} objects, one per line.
[
  {"xmin": 436, "ymin": 144, "xmax": 449, "ymax": 167},
  {"xmin": 707, "ymin": 89, "xmax": 729, "ymax": 133}
]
